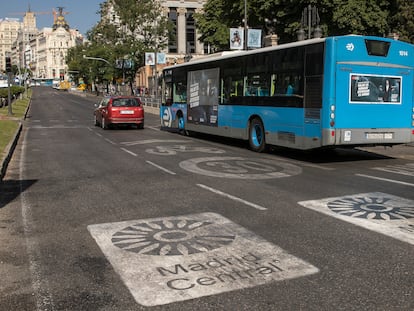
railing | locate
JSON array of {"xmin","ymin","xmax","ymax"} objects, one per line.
[{"xmin": 138, "ymin": 96, "xmax": 161, "ymax": 109}]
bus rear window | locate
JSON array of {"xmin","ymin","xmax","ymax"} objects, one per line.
[{"xmin": 365, "ymin": 39, "xmax": 390, "ymax": 57}]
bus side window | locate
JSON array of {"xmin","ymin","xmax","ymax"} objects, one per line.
[
  {"xmin": 271, "ymin": 74, "xmax": 287, "ymax": 95},
  {"xmin": 163, "ymin": 84, "xmax": 173, "ymax": 106},
  {"xmin": 221, "ymin": 77, "xmax": 232, "ymax": 103},
  {"xmin": 235, "ymin": 80, "xmax": 243, "ymax": 96},
  {"xmin": 221, "ymin": 60, "xmax": 244, "ymax": 103},
  {"xmin": 246, "ymin": 74, "xmax": 270, "ymax": 97},
  {"xmin": 173, "ymin": 82, "xmax": 187, "ymax": 103}
]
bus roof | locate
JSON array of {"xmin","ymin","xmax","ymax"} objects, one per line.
[{"xmin": 163, "ymin": 35, "xmax": 404, "ymax": 71}]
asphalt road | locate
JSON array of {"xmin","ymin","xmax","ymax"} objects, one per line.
[{"xmin": 0, "ymin": 87, "xmax": 413, "ymax": 310}]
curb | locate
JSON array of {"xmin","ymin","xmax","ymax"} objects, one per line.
[
  {"xmin": 0, "ymin": 122, "xmax": 22, "ymax": 181},
  {"xmin": 0, "ymin": 97, "xmax": 30, "ymax": 181}
]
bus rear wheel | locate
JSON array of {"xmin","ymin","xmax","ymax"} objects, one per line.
[
  {"xmin": 177, "ymin": 112, "xmax": 187, "ymax": 135},
  {"xmin": 249, "ymin": 118, "xmax": 266, "ymax": 152}
]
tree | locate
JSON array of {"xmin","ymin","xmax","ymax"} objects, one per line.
[
  {"xmin": 327, "ymin": 0, "xmax": 389, "ymax": 36},
  {"xmin": 389, "ymin": 0, "xmax": 414, "ymax": 42},
  {"xmin": 194, "ymin": 0, "xmax": 230, "ymax": 51},
  {"xmin": 195, "ymin": 0, "xmax": 411, "ymax": 51},
  {"xmin": 67, "ymin": 0, "xmax": 172, "ymax": 87}
]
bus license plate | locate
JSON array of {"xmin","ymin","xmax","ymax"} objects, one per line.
[{"xmin": 366, "ymin": 133, "xmax": 393, "ymax": 139}]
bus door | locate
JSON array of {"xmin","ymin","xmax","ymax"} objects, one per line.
[
  {"xmin": 303, "ymin": 76, "xmax": 323, "ymax": 147},
  {"xmin": 303, "ymin": 44, "xmax": 324, "ymax": 148}
]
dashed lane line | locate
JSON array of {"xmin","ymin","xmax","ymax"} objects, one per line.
[
  {"xmin": 120, "ymin": 139, "xmax": 189, "ymax": 146},
  {"xmin": 197, "ymin": 183, "xmax": 267, "ymax": 211},
  {"xmin": 146, "ymin": 160, "xmax": 176, "ymax": 175},
  {"xmin": 121, "ymin": 148, "xmax": 137, "ymax": 157},
  {"xmin": 104, "ymin": 138, "xmax": 116, "ymax": 145},
  {"xmin": 356, "ymin": 174, "xmax": 414, "ymax": 187}
]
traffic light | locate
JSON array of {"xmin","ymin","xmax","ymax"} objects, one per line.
[{"xmin": 5, "ymin": 57, "xmax": 11, "ymax": 73}]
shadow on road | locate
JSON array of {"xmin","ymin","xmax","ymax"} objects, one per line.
[
  {"xmin": 267, "ymin": 146, "xmax": 394, "ymax": 163},
  {"xmin": 0, "ymin": 179, "xmax": 37, "ymax": 209},
  {"xmin": 178, "ymin": 131, "xmax": 395, "ymax": 163}
]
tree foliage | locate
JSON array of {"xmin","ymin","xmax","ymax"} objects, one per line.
[
  {"xmin": 66, "ymin": 0, "xmax": 171, "ymax": 86},
  {"xmin": 389, "ymin": 0, "xmax": 414, "ymax": 42},
  {"xmin": 196, "ymin": 0, "xmax": 412, "ymax": 51},
  {"xmin": 194, "ymin": 0, "xmax": 230, "ymax": 52},
  {"xmin": 67, "ymin": 0, "xmax": 414, "ymax": 83}
]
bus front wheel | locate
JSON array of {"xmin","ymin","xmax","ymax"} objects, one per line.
[{"xmin": 249, "ymin": 118, "xmax": 266, "ymax": 152}]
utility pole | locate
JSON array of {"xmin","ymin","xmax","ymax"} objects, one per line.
[
  {"xmin": 244, "ymin": 0, "xmax": 248, "ymax": 50},
  {"xmin": 5, "ymin": 56, "xmax": 12, "ymax": 115}
]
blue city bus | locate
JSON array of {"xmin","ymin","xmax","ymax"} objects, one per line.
[{"xmin": 160, "ymin": 35, "xmax": 414, "ymax": 151}]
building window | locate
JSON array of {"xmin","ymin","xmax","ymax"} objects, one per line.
[
  {"xmin": 168, "ymin": 8, "xmax": 177, "ymax": 53},
  {"xmin": 186, "ymin": 9, "xmax": 195, "ymax": 53}
]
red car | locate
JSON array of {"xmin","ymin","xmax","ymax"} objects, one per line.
[{"xmin": 94, "ymin": 96, "xmax": 144, "ymax": 129}]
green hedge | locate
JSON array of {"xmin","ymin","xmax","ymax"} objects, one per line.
[{"xmin": 0, "ymin": 86, "xmax": 25, "ymax": 98}]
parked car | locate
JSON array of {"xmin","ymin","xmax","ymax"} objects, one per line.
[{"xmin": 94, "ymin": 96, "xmax": 144, "ymax": 129}]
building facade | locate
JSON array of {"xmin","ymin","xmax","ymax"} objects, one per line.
[
  {"xmin": 1, "ymin": 7, "xmax": 83, "ymax": 80},
  {"xmin": 0, "ymin": 18, "xmax": 21, "ymax": 71},
  {"xmin": 161, "ymin": 1, "xmax": 206, "ymax": 56},
  {"xmin": 12, "ymin": 11, "xmax": 38, "ymax": 76},
  {"xmin": 25, "ymin": 8, "xmax": 83, "ymax": 80}
]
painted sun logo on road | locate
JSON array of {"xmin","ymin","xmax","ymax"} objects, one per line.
[
  {"xmin": 111, "ymin": 218, "xmax": 235, "ymax": 256},
  {"xmin": 327, "ymin": 196, "xmax": 414, "ymax": 220}
]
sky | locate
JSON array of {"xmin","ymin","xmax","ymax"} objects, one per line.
[{"xmin": 0, "ymin": 0, "xmax": 103, "ymax": 36}]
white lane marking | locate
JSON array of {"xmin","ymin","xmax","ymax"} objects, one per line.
[
  {"xmin": 356, "ymin": 174, "xmax": 414, "ymax": 187},
  {"xmin": 146, "ymin": 126, "xmax": 160, "ymax": 131},
  {"xmin": 88, "ymin": 212, "xmax": 318, "ymax": 306},
  {"xmin": 120, "ymin": 139, "xmax": 189, "ymax": 146},
  {"xmin": 146, "ymin": 160, "xmax": 176, "ymax": 175},
  {"xmin": 20, "ymin": 130, "xmax": 55, "ymax": 310},
  {"xmin": 27, "ymin": 125, "xmax": 87, "ymax": 129},
  {"xmin": 372, "ymin": 163, "xmax": 414, "ymax": 177},
  {"xmin": 104, "ymin": 138, "xmax": 116, "ymax": 145},
  {"xmin": 197, "ymin": 184, "xmax": 267, "ymax": 211},
  {"xmin": 121, "ymin": 148, "xmax": 137, "ymax": 157}
]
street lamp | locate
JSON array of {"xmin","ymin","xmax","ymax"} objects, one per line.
[
  {"xmin": 83, "ymin": 55, "xmax": 111, "ymax": 66},
  {"xmin": 83, "ymin": 55, "xmax": 112, "ymax": 94},
  {"xmin": 264, "ymin": 18, "xmax": 279, "ymax": 47},
  {"xmin": 265, "ymin": 18, "xmax": 277, "ymax": 35},
  {"xmin": 297, "ymin": 5, "xmax": 322, "ymax": 41}
]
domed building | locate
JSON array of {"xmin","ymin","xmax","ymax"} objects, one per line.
[{"xmin": 29, "ymin": 7, "xmax": 83, "ymax": 80}]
